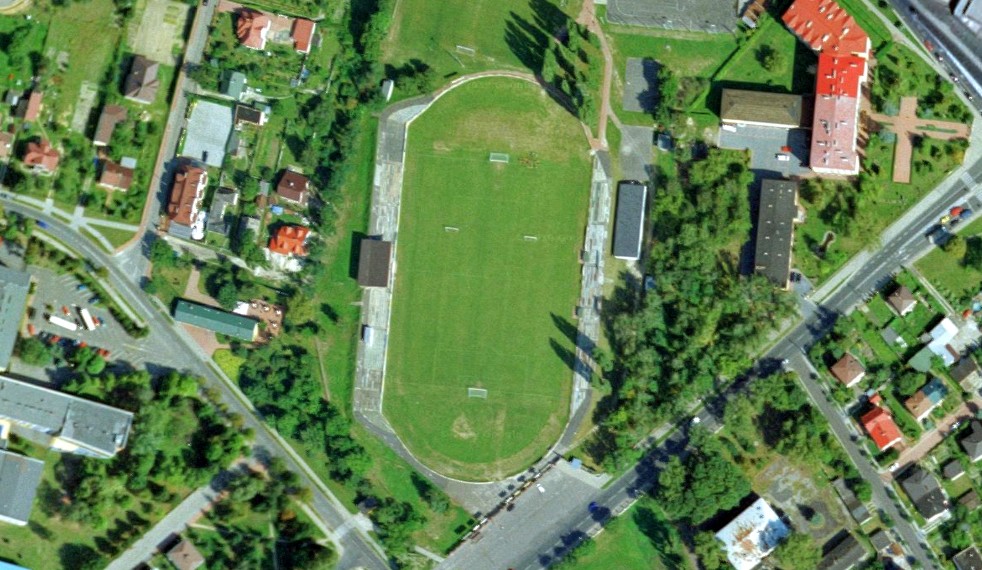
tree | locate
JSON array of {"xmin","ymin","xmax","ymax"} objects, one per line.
[
  {"xmin": 18, "ymin": 336, "xmax": 53, "ymax": 366},
  {"xmin": 217, "ymin": 281, "xmax": 240, "ymax": 310},
  {"xmin": 757, "ymin": 44, "xmax": 781, "ymax": 71},
  {"xmin": 657, "ymin": 432, "xmax": 751, "ymax": 524},
  {"xmin": 693, "ymin": 531, "xmax": 727, "ymax": 570},
  {"xmin": 896, "ymin": 371, "xmax": 925, "ymax": 397},
  {"xmin": 964, "ymin": 237, "xmax": 982, "ymax": 270},
  {"xmin": 149, "ymin": 239, "xmax": 177, "ymax": 268},
  {"xmin": 773, "ymin": 533, "xmax": 821, "ymax": 570}
]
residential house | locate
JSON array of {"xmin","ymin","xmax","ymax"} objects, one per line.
[
  {"xmin": 944, "ymin": 460, "xmax": 965, "ymax": 480},
  {"xmin": 860, "ymin": 404, "xmax": 903, "ymax": 451},
  {"xmin": 961, "ymin": 421, "xmax": 982, "ymax": 462},
  {"xmin": 18, "ymin": 90, "xmax": 42, "ymax": 122},
  {"xmin": 783, "ymin": 0, "xmax": 871, "ymax": 175},
  {"xmin": 124, "ymin": 55, "xmax": 160, "ymax": 104},
  {"xmin": 927, "ymin": 317, "xmax": 960, "ymax": 366},
  {"xmin": 832, "ymin": 479, "xmax": 870, "ymax": 524},
  {"xmin": 93, "ymin": 105, "xmax": 126, "ymax": 146},
  {"xmin": 904, "ymin": 377, "xmax": 948, "ymax": 422},
  {"xmin": 268, "ymin": 225, "xmax": 309, "ymax": 256},
  {"xmin": 275, "ymin": 170, "xmax": 310, "ymax": 206},
  {"xmin": 899, "ymin": 466, "xmax": 949, "ymax": 525},
  {"xmin": 173, "ymin": 300, "xmax": 258, "ymax": 342},
  {"xmin": 720, "ymin": 89, "xmax": 810, "ymax": 129},
  {"xmin": 817, "ymin": 533, "xmax": 868, "ymax": 570},
  {"xmin": 0, "ymin": 450, "xmax": 44, "ymax": 526},
  {"xmin": 292, "ymin": 18, "xmax": 316, "ymax": 54},
  {"xmin": 960, "ymin": 489, "xmax": 981, "ymax": 509},
  {"xmin": 236, "ymin": 9, "xmax": 271, "ymax": 50},
  {"xmin": 0, "ymin": 131, "xmax": 13, "ymax": 160},
  {"xmin": 869, "ymin": 531, "xmax": 892, "ymax": 553},
  {"xmin": 223, "ymin": 71, "xmax": 247, "ymax": 100},
  {"xmin": 0, "ymin": 266, "xmax": 30, "ymax": 372},
  {"xmin": 831, "ymin": 353, "xmax": 865, "ymax": 387},
  {"xmin": 754, "ymin": 179, "xmax": 802, "ymax": 289},
  {"xmin": 166, "ymin": 538, "xmax": 206, "ymax": 570},
  {"xmin": 207, "ymin": 187, "xmax": 239, "ymax": 236},
  {"xmin": 887, "ymin": 286, "xmax": 917, "ymax": 316},
  {"xmin": 715, "ymin": 498, "xmax": 789, "ymax": 570},
  {"xmin": 98, "ymin": 161, "xmax": 134, "ymax": 192},
  {"xmin": 22, "ymin": 140, "xmax": 59, "ymax": 174},
  {"xmin": 0, "ymin": 375, "xmax": 133, "ymax": 458},
  {"xmin": 357, "ymin": 238, "xmax": 393, "ymax": 288},
  {"xmin": 234, "ymin": 104, "xmax": 267, "ymax": 127},
  {"xmin": 954, "ymin": 546, "xmax": 982, "ymax": 570},
  {"xmin": 167, "ymin": 164, "xmax": 208, "ymax": 237},
  {"xmin": 951, "ymin": 356, "xmax": 982, "ymax": 391},
  {"xmin": 880, "ymin": 326, "xmax": 906, "ymax": 348},
  {"xmin": 612, "ymin": 181, "xmax": 647, "ymax": 260},
  {"xmin": 239, "ymin": 216, "xmax": 261, "ymax": 240}
]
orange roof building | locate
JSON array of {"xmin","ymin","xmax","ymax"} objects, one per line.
[
  {"xmin": 20, "ymin": 90, "xmax": 42, "ymax": 122},
  {"xmin": 292, "ymin": 18, "xmax": 316, "ymax": 54},
  {"xmin": 784, "ymin": 0, "xmax": 870, "ymax": 176},
  {"xmin": 168, "ymin": 165, "xmax": 208, "ymax": 227},
  {"xmin": 782, "ymin": 0, "xmax": 870, "ymax": 56},
  {"xmin": 269, "ymin": 225, "xmax": 309, "ymax": 256},
  {"xmin": 98, "ymin": 161, "xmax": 135, "ymax": 192},
  {"xmin": 22, "ymin": 140, "xmax": 60, "ymax": 173},
  {"xmin": 860, "ymin": 405, "xmax": 903, "ymax": 451},
  {"xmin": 236, "ymin": 9, "xmax": 271, "ymax": 50}
]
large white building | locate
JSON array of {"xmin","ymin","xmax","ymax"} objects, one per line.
[{"xmin": 716, "ymin": 498, "xmax": 790, "ymax": 570}]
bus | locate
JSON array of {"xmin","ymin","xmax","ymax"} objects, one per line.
[
  {"xmin": 48, "ymin": 314, "xmax": 78, "ymax": 332},
  {"xmin": 79, "ymin": 308, "xmax": 96, "ymax": 331}
]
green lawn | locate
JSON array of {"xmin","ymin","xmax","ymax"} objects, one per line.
[
  {"xmin": 382, "ymin": 0, "xmax": 583, "ymax": 80},
  {"xmin": 871, "ymin": 43, "xmax": 972, "ymax": 121},
  {"xmin": 916, "ymin": 216, "xmax": 982, "ymax": 308},
  {"xmin": 569, "ymin": 500, "xmax": 691, "ymax": 570},
  {"xmin": 91, "ymin": 225, "xmax": 137, "ymax": 250},
  {"xmin": 385, "ymin": 77, "xmax": 589, "ymax": 480}
]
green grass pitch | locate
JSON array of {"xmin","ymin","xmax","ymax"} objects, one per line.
[{"xmin": 383, "ymin": 78, "xmax": 592, "ymax": 481}]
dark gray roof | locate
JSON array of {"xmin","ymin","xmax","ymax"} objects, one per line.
[
  {"xmin": 173, "ymin": 300, "xmax": 258, "ymax": 341},
  {"xmin": 954, "ymin": 546, "xmax": 982, "ymax": 570},
  {"xmin": 754, "ymin": 179, "xmax": 799, "ymax": 288},
  {"xmin": 832, "ymin": 479, "xmax": 869, "ymax": 523},
  {"xmin": 0, "ymin": 449, "xmax": 44, "ymax": 525},
  {"xmin": 900, "ymin": 467, "xmax": 949, "ymax": 521},
  {"xmin": 944, "ymin": 460, "xmax": 965, "ymax": 479},
  {"xmin": 207, "ymin": 188, "xmax": 239, "ymax": 235},
  {"xmin": 0, "ymin": 375, "xmax": 133, "ymax": 458},
  {"xmin": 962, "ymin": 421, "xmax": 982, "ymax": 460},
  {"xmin": 951, "ymin": 356, "xmax": 981, "ymax": 384},
  {"xmin": 357, "ymin": 239, "xmax": 392, "ymax": 288},
  {"xmin": 868, "ymin": 531, "xmax": 892, "ymax": 552},
  {"xmin": 168, "ymin": 222, "xmax": 194, "ymax": 240},
  {"xmin": 612, "ymin": 182, "xmax": 647, "ymax": 260},
  {"xmin": 0, "ymin": 266, "xmax": 30, "ymax": 371},
  {"xmin": 224, "ymin": 71, "xmax": 246, "ymax": 100},
  {"xmin": 818, "ymin": 533, "xmax": 868, "ymax": 570}
]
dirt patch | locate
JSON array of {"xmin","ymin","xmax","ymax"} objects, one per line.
[
  {"xmin": 70, "ymin": 81, "xmax": 98, "ymax": 133},
  {"xmin": 452, "ymin": 414, "xmax": 477, "ymax": 440},
  {"xmin": 759, "ymin": 458, "xmax": 847, "ymax": 543},
  {"xmin": 432, "ymin": 141, "xmax": 450, "ymax": 152},
  {"xmin": 128, "ymin": 0, "xmax": 189, "ymax": 63}
]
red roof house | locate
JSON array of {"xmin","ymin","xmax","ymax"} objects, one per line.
[
  {"xmin": 269, "ymin": 225, "xmax": 309, "ymax": 256},
  {"xmin": 782, "ymin": 0, "xmax": 870, "ymax": 56},
  {"xmin": 236, "ymin": 9, "xmax": 271, "ymax": 50},
  {"xmin": 168, "ymin": 165, "xmax": 208, "ymax": 226},
  {"xmin": 860, "ymin": 405, "xmax": 903, "ymax": 451},
  {"xmin": 22, "ymin": 140, "xmax": 60, "ymax": 173},
  {"xmin": 98, "ymin": 161, "xmax": 135, "ymax": 192},
  {"xmin": 784, "ymin": 0, "xmax": 870, "ymax": 176},
  {"xmin": 292, "ymin": 18, "xmax": 316, "ymax": 54},
  {"xmin": 275, "ymin": 169, "xmax": 310, "ymax": 206},
  {"xmin": 20, "ymin": 90, "xmax": 42, "ymax": 122}
]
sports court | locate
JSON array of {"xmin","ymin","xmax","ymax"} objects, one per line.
[
  {"xmin": 383, "ymin": 78, "xmax": 591, "ymax": 480},
  {"xmin": 606, "ymin": 0, "xmax": 741, "ymax": 33}
]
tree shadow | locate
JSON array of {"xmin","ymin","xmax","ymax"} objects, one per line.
[
  {"xmin": 348, "ymin": 231, "xmax": 367, "ymax": 280},
  {"xmin": 549, "ymin": 337, "xmax": 576, "ymax": 371},
  {"xmin": 633, "ymin": 505, "xmax": 686, "ymax": 568},
  {"xmin": 59, "ymin": 543, "xmax": 103, "ymax": 569}
]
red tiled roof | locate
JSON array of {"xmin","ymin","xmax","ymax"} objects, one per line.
[
  {"xmin": 98, "ymin": 161, "xmax": 134, "ymax": 191},
  {"xmin": 168, "ymin": 165, "xmax": 207, "ymax": 226},
  {"xmin": 292, "ymin": 18, "xmax": 316, "ymax": 54},
  {"xmin": 861, "ymin": 406, "xmax": 903, "ymax": 451},
  {"xmin": 810, "ymin": 92, "xmax": 861, "ymax": 174},
  {"xmin": 22, "ymin": 140, "xmax": 59, "ymax": 172},
  {"xmin": 23, "ymin": 91, "xmax": 42, "ymax": 122},
  {"xmin": 276, "ymin": 170, "xmax": 309, "ymax": 205},
  {"xmin": 815, "ymin": 53, "xmax": 867, "ymax": 97},
  {"xmin": 269, "ymin": 225, "xmax": 309, "ymax": 256},
  {"xmin": 783, "ymin": 0, "xmax": 870, "ymax": 56},
  {"xmin": 236, "ymin": 9, "xmax": 271, "ymax": 50}
]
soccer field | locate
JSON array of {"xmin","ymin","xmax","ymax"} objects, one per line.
[{"xmin": 384, "ymin": 78, "xmax": 592, "ymax": 481}]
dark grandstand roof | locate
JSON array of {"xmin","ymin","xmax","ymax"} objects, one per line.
[
  {"xmin": 612, "ymin": 181, "xmax": 647, "ymax": 260},
  {"xmin": 754, "ymin": 179, "xmax": 799, "ymax": 288},
  {"xmin": 357, "ymin": 239, "xmax": 393, "ymax": 288}
]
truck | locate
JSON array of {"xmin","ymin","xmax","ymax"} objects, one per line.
[
  {"xmin": 79, "ymin": 308, "xmax": 96, "ymax": 331},
  {"xmin": 48, "ymin": 314, "xmax": 78, "ymax": 332}
]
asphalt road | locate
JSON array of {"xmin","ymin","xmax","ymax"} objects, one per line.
[{"xmin": 0, "ymin": 197, "xmax": 390, "ymax": 570}]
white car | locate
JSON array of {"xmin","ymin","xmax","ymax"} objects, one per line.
[{"xmin": 776, "ymin": 153, "xmax": 790, "ymax": 162}]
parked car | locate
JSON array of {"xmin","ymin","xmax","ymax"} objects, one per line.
[
  {"xmin": 76, "ymin": 284, "xmax": 88, "ymax": 292},
  {"xmin": 88, "ymin": 296, "xmax": 101, "ymax": 305}
]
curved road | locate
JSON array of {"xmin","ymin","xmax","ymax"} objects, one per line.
[{"xmin": 0, "ymin": 196, "xmax": 389, "ymax": 570}]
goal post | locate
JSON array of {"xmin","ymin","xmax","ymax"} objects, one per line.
[{"xmin": 489, "ymin": 152, "xmax": 510, "ymax": 163}]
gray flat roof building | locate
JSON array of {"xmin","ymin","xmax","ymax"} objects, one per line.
[
  {"xmin": 0, "ymin": 449, "xmax": 44, "ymax": 526},
  {"xmin": 754, "ymin": 179, "xmax": 800, "ymax": 289},
  {"xmin": 173, "ymin": 300, "xmax": 258, "ymax": 342},
  {"xmin": 357, "ymin": 239, "xmax": 392, "ymax": 288},
  {"xmin": 0, "ymin": 266, "xmax": 30, "ymax": 371},
  {"xmin": 181, "ymin": 100, "xmax": 233, "ymax": 168},
  {"xmin": 612, "ymin": 181, "xmax": 647, "ymax": 260},
  {"xmin": 0, "ymin": 375, "xmax": 133, "ymax": 458}
]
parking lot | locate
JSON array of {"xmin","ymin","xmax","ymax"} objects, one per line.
[{"xmin": 718, "ymin": 124, "xmax": 812, "ymax": 178}]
